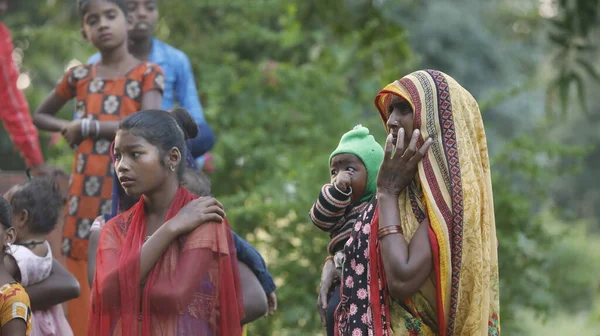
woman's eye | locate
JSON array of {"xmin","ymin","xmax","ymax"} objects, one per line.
[
  {"xmin": 113, "ymin": 154, "xmax": 121, "ymax": 161},
  {"xmin": 330, "ymin": 170, "xmax": 337, "ymax": 176},
  {"xmin": 132, "ymin": 152, "xmax": 141, "ymax": 158},
  {"xmin": 347, "ymin": 167, "xmax": 356, "ymax": 172}
]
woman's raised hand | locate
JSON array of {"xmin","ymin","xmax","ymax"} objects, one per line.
[
  {"xmin": 376, "ymin": 128, "xmax": 433, "ymax": 197},
  {"xmin": 169, "ymin": 197, "xmax": 225, "ymax": 236}
]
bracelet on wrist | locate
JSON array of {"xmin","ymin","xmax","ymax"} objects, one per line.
[
  {"xmin": 93, "ymin": 120, "xmax": 100, "ymax": 138},
  {"xmin": 377, "ymin": 225, "xmax": 403, "ymax": 240},
  {"xmin": 81, "ymin": 119, "xmax": 90, "ymax": 138}
]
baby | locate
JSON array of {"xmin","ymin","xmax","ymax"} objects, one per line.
[
  {"xmin": 5, "ymin": 177, "xmax": 72, "ymax": 336},
  {"xmin": 309, "ymin": 125, "xmax": 384, "ymax": 336}
]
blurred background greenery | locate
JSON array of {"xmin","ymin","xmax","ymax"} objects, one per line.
[{"xmin": 2, "ymin": 0, "xmax": 600, "ymax": 334}]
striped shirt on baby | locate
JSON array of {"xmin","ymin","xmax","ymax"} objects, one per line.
[{"xmin": 309, "ymin": 183, "xmax": 369, "ymax": 255}]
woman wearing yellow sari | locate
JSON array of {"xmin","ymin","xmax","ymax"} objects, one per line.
[{"xmin": 335, "ymin": 70, "xmax": 500, "ymax": 335}]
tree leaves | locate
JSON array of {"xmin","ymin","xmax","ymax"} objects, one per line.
[{"xmin": 547, "ymin": 0, "xmax": 600, "ymax": 115}]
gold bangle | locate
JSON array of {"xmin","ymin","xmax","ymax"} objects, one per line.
[
  {"xmin": 377, "ymin": 225, "xmax": 402, "ymax": 236},
  {"xmin": 377, "ymin": 225, "xmax": 403, "ymax": 240}
]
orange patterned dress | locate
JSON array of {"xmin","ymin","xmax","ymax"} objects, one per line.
[{"xmin": 54, "ymin": 62, "xmax": 164, "ymax": 336}]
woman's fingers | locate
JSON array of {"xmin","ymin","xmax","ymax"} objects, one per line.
[
  {"xmin": 384, "ymin": 133, "xmax": 395, "ymax": 159},
  {"xmin": 410, "ymin": 137, "xmax": 434, "ymax": 164},
  {"xmin": 204, "ymin": 205, "xmax": 225, "ymax": 218},
  {"xmin": 401, "ymin": 129, "xmax": 419, "ymax": 160},
  {"xmin": 201, "ymin": 213, "xmax": 223, "ymax": 224},
  {"xmin": 395, "ymin": 128, "xmax": 405, "ymax": 156}
]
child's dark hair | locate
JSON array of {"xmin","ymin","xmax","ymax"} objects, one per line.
[
  {"xmin": 0, "ymin": 197, "xmax": 11, "ymax": 229},
  {"xmin": 10, "ymin": 177, "xmax": 63, "ymax": 235},
  {"xmin": 183, "ymin": 169, "xmax": 212, "ymax": 197},
  {"xmin": 119, "ymin": 107, "xmax": 198, "ymax": 180},
  {"xmin": 78, "ymin": 0, "xmax": 127, "ymax": 18}
]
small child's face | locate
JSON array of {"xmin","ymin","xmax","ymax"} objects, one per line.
[
  {"xmin": 330, "ymin": 153, "xmax": 367, "ymax": 204},
  {"xmin": 125, "ymin": 0, "xmax": 158, "ymax": 40},
  {"xmin": 82, "ymin": 0, "xmax": 129, "ymax": 52}
]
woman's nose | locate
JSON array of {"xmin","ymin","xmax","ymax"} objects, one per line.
[{"xmin": 387, "ymin": 116, "xmax": 399, "ymax": 130}]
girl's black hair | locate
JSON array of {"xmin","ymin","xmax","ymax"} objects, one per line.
[
  {"xmin": 0, "ymin": 197, "xmax": 11, "ymax": 229},
  {"xmin": 119, "ymin": 107, "xmax": 199, "ymax": 179},
  {"xmin": 10, "ymin": 177, "xmax": 63, "ymax": 235},
  {"xmin": 78, "ymin": 0, "xmax": 127, "ymax": 18}
]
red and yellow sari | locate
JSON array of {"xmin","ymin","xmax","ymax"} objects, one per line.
[
  {"xmin": 89, "ymin": 186, "xmax": 244, "ymax": 336},
  {"xmin": 336, "ymin": 70, "xmax": 500, "ymax": 335}
]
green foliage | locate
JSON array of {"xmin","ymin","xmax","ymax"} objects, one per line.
[
  {"xmin": 547, "ymin": 0, "xmax": 600, "ymax": 114},
  {"xmin": 1, "ymin": 0, "xmax": 599, "ymax": 335},
  {"xmin": 491, "ymin": 129, "xmax": 593, "ymax": 332}
]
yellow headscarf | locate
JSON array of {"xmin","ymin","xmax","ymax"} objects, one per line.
[{"xmin": 374, "ymin": 70, "xmax": 500, "ymax": 336}]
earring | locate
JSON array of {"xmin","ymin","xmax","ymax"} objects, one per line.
[{"xmin": 170, "ymin": 165, "xmax": 176, "ymax": 172}]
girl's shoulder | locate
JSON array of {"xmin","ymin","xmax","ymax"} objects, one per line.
[
  {"xmin": 0, "ymin": 282, "xmax": 32, "ymax": 332},
  {"xmin": 66, "ymin": 63, "xmax": 93, "ymax": 82},
  {"xmin": 0, "ymin": 282, "xmax": 30, "ymax": 306},
  {"xmin": 128, "ymin": 61, "xmax": 164, "ymax": 78}
]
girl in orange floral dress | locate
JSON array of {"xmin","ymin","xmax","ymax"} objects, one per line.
[{"xmin": 33, "ymin": 1, "xmax": 164, "ymax": 334}]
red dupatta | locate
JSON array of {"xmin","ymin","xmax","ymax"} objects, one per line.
[{"xmin": 89, "ymin": 186, "xmax": 244, "ymax": 336}]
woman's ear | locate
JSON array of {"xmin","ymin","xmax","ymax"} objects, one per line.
[{"xmin": 167, "ymin": 147, "xmax": 182, "ymax": 172}]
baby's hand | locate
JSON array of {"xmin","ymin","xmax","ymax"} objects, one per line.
[{"xmin": 334, "ymin": 171, "xmax": 353, "ymax": 193}]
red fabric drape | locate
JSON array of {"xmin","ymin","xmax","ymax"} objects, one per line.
[{"xmin": 89, "ymin": 186, "xmax": 244, "ymax": 335}]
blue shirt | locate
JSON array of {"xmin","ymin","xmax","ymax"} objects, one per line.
[{"xmin": 87, "ymin": 38, "xmax": 214, "ymax": 162}]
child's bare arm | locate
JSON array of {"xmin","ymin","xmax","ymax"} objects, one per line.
[
  {"xmin": 87, "ymin": 230, "xmax": 101, "ymax": 288},
  {"xmin": 141, "ymin": 89, "xmax": 162, "ymax": 110},
  {"xmin": 32, "ymin": 90, "xmax": 70, "ymax": 132},
  {"xmin": 239, "ymin": 262, "xmax": 268, "ymax": 325},
  {"xmin": 26, "ymin": 259, "xmax": 80, "ymax": 311}
]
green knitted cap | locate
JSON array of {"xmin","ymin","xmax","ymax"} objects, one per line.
[{"xmin": 329, "ymin": 125, "xmax": 384, "ymax": 202}]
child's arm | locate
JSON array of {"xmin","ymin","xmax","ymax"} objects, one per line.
[
  {"xmin": 309, "ymin": 182, "xmax": 352, "ymax": 232},
  {"xmin": 32, "ymin": 90, "xmax": 70, "ymax": 132},
  {"xmin": 141, "ymin": 89, "xmax": 162, "ymax": 111},
  {"xmin": 25, "ymin": 259, "xmax": 80, "ymax": 311},
  {"xmin": 140, "ymin": 63, "xmax": 164, "ymax": 111},
  {"xmin": 232, "ymin": 232, "xmax": 276, "ymax": 295},
  {"xmin": 88, "ymin": 229, "xmax": 101, "ymax": 288},
  {"xmin": 239, "ymin": 262, "xmax": 268, "ymax": 325}
]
